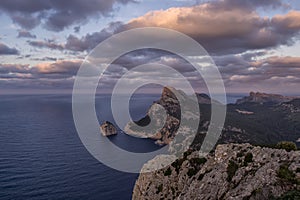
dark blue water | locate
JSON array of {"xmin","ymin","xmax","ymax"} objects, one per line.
[{"xmin": 0, "ymin": 94, "xmax": 161, "ymax": 200}]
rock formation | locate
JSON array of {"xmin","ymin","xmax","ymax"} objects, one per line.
[
  {"xmin": 100, "ymin": 121, "xmax": 117, "ymax": 136},
  {"xmin": 124, "ymin": 86, "xmax": 193, "ymax": 145},
  {"xmin": 133, "ymin": 143, "xmax": 300, "ymax": 200}
]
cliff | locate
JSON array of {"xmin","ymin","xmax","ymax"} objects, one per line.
[
  {"xmin": 124, "ymin": 87, "xmax": 300, "ymax": 147},
  {"xmin": 124, "ymin": 86, "xmax": 199, "ymax": 145},
  {"xmin": 133, "ymin": 143, "xmax": 300, "ymax": 200}
]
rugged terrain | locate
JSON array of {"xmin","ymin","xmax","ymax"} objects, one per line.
[
  {"xmin": 125, "ymin": 87, "xmax": 300, "ymax": 148},
  {"xmin": 133, "ymin": 143, "xmax": 300, "ymax": 200},
  {"xmin": 128, "ymin": 88, "xmax": 300, "ymax": 199}
]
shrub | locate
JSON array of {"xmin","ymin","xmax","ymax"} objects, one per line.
[
  {"xmin": 171, "ymin": 158, "xmax": 184, "ymax": 174},
  {"xmin": 227, "ymin": 160, "xmax": 239, "ymax": 182},
  {"xmin": 183, "ymin": 150, "xmax": 192, "ymax": 158},
  {"xmin": 156, "ymin": 184, "xmax": 163, "ymax": 194},
  {"xmin": 187, "ymin": 168, "xmax": 197, "ymax": 178},
  {"xmin": 275, "ymin": 190, "xmax": 300, "ymax": 200},
  {"xmin": 190, "ymin": 157, "xmax": 207, "ymax": 166},
  {"xmin": 164, "ymin": 167, "xmax": 172, "ymax": 176},
  {"xmin": 244, "ymin": 152, "xmax": 253, "ymax": 166},
  {"xmin": 276, "ymin": 141, "xmax": 297, "ymax": 152},
  {"xmin": 277, "ymin": 164, "xmax": 296, "ymax": 183},
  {"xmin": 237, "ymin": 152, "xmax": 244, "ymax": 157},
  {"xmin": 197, "ymin": 173, "xmax": 205, "ymax": 181}
]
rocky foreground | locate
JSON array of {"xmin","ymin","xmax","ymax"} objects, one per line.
[{"xmin": 133, "ymin": 144, "xmax": 300, "ymax": 200}]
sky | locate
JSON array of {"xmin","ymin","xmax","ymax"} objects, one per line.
[{"xmin": 0, "ymin": 0, "xmax": 300, "ymax": 94}]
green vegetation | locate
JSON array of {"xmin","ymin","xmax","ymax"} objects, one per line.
[
  {"xmin": 227, "ymin": 160, "xmax": 239, "ymax": 182},
  {"xmin": 164, "ymin": 167, "xmax": 172, "ymax": 176},
  {"xmin": 277, "ymin": 164, "xmax": 296, "ymax": 183},
  {"xmin": 187, "ymin": 168, "xmax": 198, "ymax": 178},
  {"xmin": 156, "ymin": 184, "xmax": 163, "ymax": 194},
  {"xmin": 197, "ymin": 173, "xmax": 204, "ymax": 181},
  {"xmin": 276, "ymin": 141, "xmax": 297, "ymax": 152},
  {"xmin": 183, "ymin": 150, "xmax": 192, "ymax": 159},
  {"xmin": 237, "ymin": 151, "xmax": 244, "ymax": 157},
  {"xmin": 189, "ymin": 157, "xmax": 207, "ymax": 166},
  {"xmin": 244, "ymin": 152, "xmax": 253, "ymax": 166},
  {"xmin": 275, "ymin": 190, "xmax": 300, "ymax": 200},
  {"xmin": 171, "ymin": 158, "xmax": 185, "ymax": 174}
]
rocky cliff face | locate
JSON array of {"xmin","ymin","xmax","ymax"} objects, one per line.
[
  {"xmin": 125, "ymin": 86, "xmax": 200, "ymax": 145},
  {"xmin": 125, "ymin": 88, "xmax": 300, "ymax": 147},
  {"xmin": 236, "ymin": 92, "xmax": 297, "ymax": 105},
  {"xmin": 133, "ymin": 144, "xmax": 300, "ymax": 200}
]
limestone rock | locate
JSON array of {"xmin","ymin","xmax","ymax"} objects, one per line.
[
  {"xmin": 100, "ymin": 121, "xmax": 117, "ymax": 136},
  {"xmin": 133, "ymin": 143, "xmax": 300, "ymax": 200}
]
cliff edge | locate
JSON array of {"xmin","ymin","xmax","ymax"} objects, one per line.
[{"xmin": 133, "ymin": 143, "xmax": 300, "ymax": 200}]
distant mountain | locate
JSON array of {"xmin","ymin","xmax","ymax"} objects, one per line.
[{"xmin": 236, "ymin": 92, "xmax": 297, "ymax": 104}]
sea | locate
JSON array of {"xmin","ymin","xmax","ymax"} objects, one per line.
[{"xmin": 0, "ymin": 93, "xmax": 244, "ymax": 200}]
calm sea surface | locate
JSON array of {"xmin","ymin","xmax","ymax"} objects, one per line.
[{"xmin": 0, "ymin": 94, "xmax": 243, "ymax": 200}]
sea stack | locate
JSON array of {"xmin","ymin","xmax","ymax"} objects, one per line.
[{"xmin": 100, "ymin": 121, "xmax": 117, "ymax": 136}]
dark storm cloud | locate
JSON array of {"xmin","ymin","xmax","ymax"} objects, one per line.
[
  {"xmin": 17, "ymin": 30, "xmax": 36, "ymax": 38},
  {"xmin": 0, "ymin": 43, "xmax": 19, "ymax": 55},
  {"xmin": 0, "ymin": 0, "xmax": 136, "ymax": 31}
]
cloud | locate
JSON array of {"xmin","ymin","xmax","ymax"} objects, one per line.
[
  {"xmin": 0, "ymin": 63, "xmax": 30, "ymax": 74},
  {"xmin": 28, "ymin": 40, "xmax": 64, "ymax": 51},
  {"xmin": 1, "ymin": 54, "xmax": 300, "ymax": 93},
  {"xmin": 17, "ymin": 30, "xmax": 36, "ymax": 38},
  {"xmin": 57, "ymin": 0, "xmax": 300, "ymax": 55},
  {"xmin": 0, "ymin": 0, "xmax": 136, "ymax": 31},
  {"xmin": 33, "ymin": 60, "xmax": 82, "ymax": 77},
  {"xmin": 0, "ymin": 43, "xmax": 19, "ymax": 55},
  {"xmin": 125, "ymin": 2, "xmax": 300, "ymax": 54},
  {"xmin": 65, "ymin": 21, "xmax": 123, "ymax": 51},
  {"xmin": 0, "ymin": 60, "xmax": 81, "ymax": 79}
]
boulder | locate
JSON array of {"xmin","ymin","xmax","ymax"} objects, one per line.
[{"xmin": 100, "ymin": 121, "xmax": 117, "ymax": 136}]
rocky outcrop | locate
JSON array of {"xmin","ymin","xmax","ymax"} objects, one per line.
[
  {"xmin": 133, "ymin": 143, "xmax": 300, "ymax": 200},
  {"xmin": 236, "ymin": 92, "xmax": 297, "ymax": 105},
  {"xmin": 100, "ymin": 121, "xmax": 117, "ymax": 136},
  {"xmin": 125, "ymin": 86, "xmax": 199, "ymax": 145}
]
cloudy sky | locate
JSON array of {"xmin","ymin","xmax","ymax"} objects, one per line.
[{"xmin": 1, "ymin": 0, "xmax": 300, "ymax": 94}]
